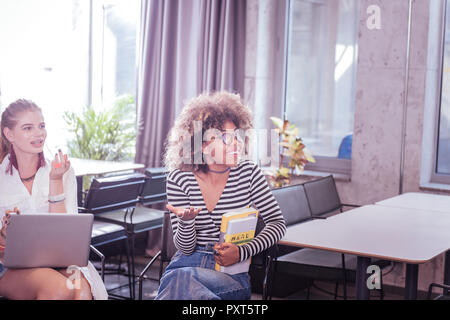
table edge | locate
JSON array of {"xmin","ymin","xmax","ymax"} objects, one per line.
[{"xmin": 278, "ymin": 240, "xmax": 444, "ymax": 264}]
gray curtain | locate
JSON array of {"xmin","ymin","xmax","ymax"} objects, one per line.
[{"xmin": 135, "ymin": 0, "xmax": 246, "ymax": 167}]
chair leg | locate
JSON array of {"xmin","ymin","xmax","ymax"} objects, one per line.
[
  {"xmin": 118, "ymin": 253, "xmax": 123, "ymax": 273},
  {"xmin": 130, "ymin": 233, "xmax": 136, "ymax": 300},
  {"xmin": 334, "ymin": 281, "xmax": 339, "ymax": 300},
  {"xmin": 138, "ymin": 251, "xmax": 162, "ymax": 300},
  {"xmin": 267, "ymin": 256, "xmax": 277, "ymax": 300},
  {"xmin": 343, "ymin": 282, "xmax": 348, "ymax": 300},
  {"xmin": 379, "ymin": 270, "xmax": 385, "ymax": 300},
  {"xmin": 89, "ymin": 245, "xmax": 105, "ymax": 282},
  {"xmin": 341, "ymin": 253, "xmax": 348, "ymax": 300},
  {"xmin": 123, "ymin": 235, "xmax": 134, "ymax": 299},
  {"xmin": 262, "ymin": 256, "xmax": 271, "ymax": 300},
  {"xmin": 306, "ymin": 283, "xmax": 311, "ymax": 300},
  {"xmin": 159, "ymin": 258, "xmax": 164, "ymax": 284}
]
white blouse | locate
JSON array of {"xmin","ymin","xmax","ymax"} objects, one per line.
[
  {"xmin": 0, "ymin": 156, "xmax": 108, "ymax": 300},
  {"xmin": 0, "ymin": 156, "xmax": 78, "ymax": 215}
]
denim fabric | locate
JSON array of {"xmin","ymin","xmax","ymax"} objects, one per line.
[
  {"xmin": 155, "ymin": 243, "xmax": 251, "ymax": 300},
  {"xmin": 0, "ymin": 262, "xmax": 6, "ymax": 281}
]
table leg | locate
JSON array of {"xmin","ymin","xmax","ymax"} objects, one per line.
[
  {"xmin": 76, "ymin": 176, "xmax": 83, "ymax": 208},
  {"xmin": 404, "ymin": 263, "xmax": 418, "ymax": 300},
  {"xmin": 356, "ymin": 256, "xmax": 371, "ymax": 300}
]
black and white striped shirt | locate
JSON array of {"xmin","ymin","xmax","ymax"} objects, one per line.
[{"xmin": 167, "ymin": 160, "xmax": 286, "ymax": 262}]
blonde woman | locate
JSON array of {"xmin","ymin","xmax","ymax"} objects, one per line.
[
  {"xmin": 0, "ymin": 99, "xmax": 107, "ymax": 300},
  {"xmin": 156, "ymin": 91, "xmax": 286, "ymax": 300}
]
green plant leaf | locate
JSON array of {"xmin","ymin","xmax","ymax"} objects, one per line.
[
  {"xmin": 270, "ymin": 117, "xmax": 284, "ymax": 129},
  {"xmin": 64, "ymin": 94, "xmax": 137, "ymax": 161}
]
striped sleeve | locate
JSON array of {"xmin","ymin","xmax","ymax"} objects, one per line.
[
  {"xmin": 238, "ymin": 163, "xmax": 286, "ymax": 261},
  {"xmin": 166, "ymin": 170, "xmax": 197, "ymax": 255}
]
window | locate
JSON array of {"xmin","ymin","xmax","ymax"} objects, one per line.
[
  {"xmin": 436, "ymin": 0, "xmax": 450, "ymax": 178},
  {"xmin": 0, "ymin": 0, "xmax": 90, "ymax": 152},
  {"xmin": 90, "ymin": 0, "xmax": 140, "ymax": 109},
  {"xmin": 0, "ymin": 0, "xmax": 140, "ymax": 158},
  {"xmin": 282, "ymin": 0, "xmax": 360, "ymax": 174}
]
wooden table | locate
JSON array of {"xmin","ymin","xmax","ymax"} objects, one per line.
[
  {"xmin": 71, "ymin": 158, "xmax": 145, "ymax": 206},
  {"xmin": 279, "ymin": 204, "xmax": 450, "ymax": 299}
]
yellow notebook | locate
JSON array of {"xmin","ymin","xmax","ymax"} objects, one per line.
[{"xmin": 215, "ymin": 207, "xmax": 258, "ymax": 274}]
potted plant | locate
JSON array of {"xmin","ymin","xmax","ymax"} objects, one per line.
[
  {"xmin": 64, "ymin": 95, "xmax": 137, "ymax": 190},
  {"xmin": 63, "ymin": 94, "xmax": 136, "ymax": 161},
  {"xmin": 267, "ymin": 116, "xmax": 315, "ymax": 188}
]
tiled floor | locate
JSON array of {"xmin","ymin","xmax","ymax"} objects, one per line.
[{"xmin": 98, "ymin": 255, "xmax": 416, "ymax": 300}]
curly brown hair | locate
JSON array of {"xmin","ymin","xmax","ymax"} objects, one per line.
[{"xmin": 163, "ymin": 91, "xmax": 254, "ymax": 173}]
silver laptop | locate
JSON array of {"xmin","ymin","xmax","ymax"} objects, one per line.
[{"xmin": 3, "ymin": 213, "xmax": 94, "ymax": 268}]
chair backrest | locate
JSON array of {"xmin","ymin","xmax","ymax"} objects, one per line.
[
  {"xmin": 140, "ymin": 168, "xmax": 169, "ymax": 205},
  {"xmin": 271, "ymin": 184, "xmax": 312, "ymax": 226},
  {"xmin": 83, "ymin": 173, "xmax": 146, "ymax": 214},
  {"xmin": 161, "ymin": 211, "xmax": 177, "ymax": 262},
  {"xmin": 303, "ymin": 175, "xmax": 342, "ymax": 217},
  {"xmin": 251, "ymin": 216, "xmax": 278, "ymax": 267}
]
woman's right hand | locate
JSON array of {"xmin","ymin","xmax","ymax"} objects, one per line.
[
  {"xmin": 0, "ymin": 207, "xmax": 20, "ymax": 247},
  {"xmin": 166, "ymin": 204, "xmax": 201, "ymax": 221}
]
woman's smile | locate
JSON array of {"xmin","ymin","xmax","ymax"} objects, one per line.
[{"xmin": 30, "ymin": 139, "xmax": 44, "ymax": 148}]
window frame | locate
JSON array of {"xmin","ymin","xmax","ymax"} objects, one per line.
[
  {"xmin": 279, "ymin": 0, "xmax": 357, "ymax": 177},
  {"xmin": 431, "ymin": 0, "xmax": 450, "ymax": 185}
]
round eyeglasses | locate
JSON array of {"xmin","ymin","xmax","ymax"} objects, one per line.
[{"xmin": 221, "ymin": 130, "xmax": 244, "ymax": 145}]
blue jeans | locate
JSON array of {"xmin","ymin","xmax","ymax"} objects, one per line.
[
  {"xmin": 155, "ymin": 243, "xmax": 251, "ymax": 300},
  {"xmin": 0, "ymin": 263, "xmax": 6, "ymax": 281}
]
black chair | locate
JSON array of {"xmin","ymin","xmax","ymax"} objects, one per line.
[
  {"xmin": 130, "ymin": 167, "xmax": 169, "ymax": 261},
  {"xmin": 81, "ymin": 172, "xmax": 146, "ymax": 299},
  {"xmin": 82, "ymin": 173, "xmax": 145, "ymax": 215},
  {"xmin": 140, "ymin": 168, "xmax": 169, "ymax": 205},
  {"xmin": 95, "ymin": 169, "xmax": 168, "ymax": 298},
  {"xmin": 271, "ymin": 184, "xmax": 313, "ymax": 226},
  {"xmin": 270, "ymin": 183, "xmax": 354, "ymax": 299},
  {"xmin": 138, "ymin": 211, "xmax": 177, "ymax": 300},
  {"xmin": 250, "ymin": 216, "xmax": 279, "ymax": 300},
  {"xmin": 89, "ymin": 220, "xmax": 128, "ymax": 283},
  {"xmin": 303, "ymin": 175, "xmax": 359, "ymax": 218},
  {"xmin": 272, "ymin": 178, "xmax": 388, "ymax": 299},
  {"xmin": 89, "ymin": 244, "xmax": 106, "ymax": 281},
  {"xmin": 303, "ymin": 175, "xmax": 357, "ymax": 298},
  {"xmin": 428, "ymin": 283, "xmax": 450, "ymax": 300}
]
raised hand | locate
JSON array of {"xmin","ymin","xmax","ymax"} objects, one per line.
[
  {"xmin": 50, "ymin": 149, "xmax": 71, "ymax": 180},
  {"xmin": 166, "ymin": 204, "xmax": 201, "ymax": 221}
]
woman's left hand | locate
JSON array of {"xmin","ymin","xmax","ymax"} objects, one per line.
[
  {"xmin": 214, "ymin": 242, "xmax": 240, "ymax": 266},
  {"xmin": 50, "ymin": 150, "xmax": 71, "ymax": 180}
]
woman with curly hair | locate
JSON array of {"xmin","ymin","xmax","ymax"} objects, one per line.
[{"xmin": 155, "ymin": 91, "xmax": 286, "ymax": 300}]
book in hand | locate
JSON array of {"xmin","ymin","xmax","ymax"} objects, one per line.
[{"xmin": 215, "ymin": 207, "xmax": 258, "ymax": 275}]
